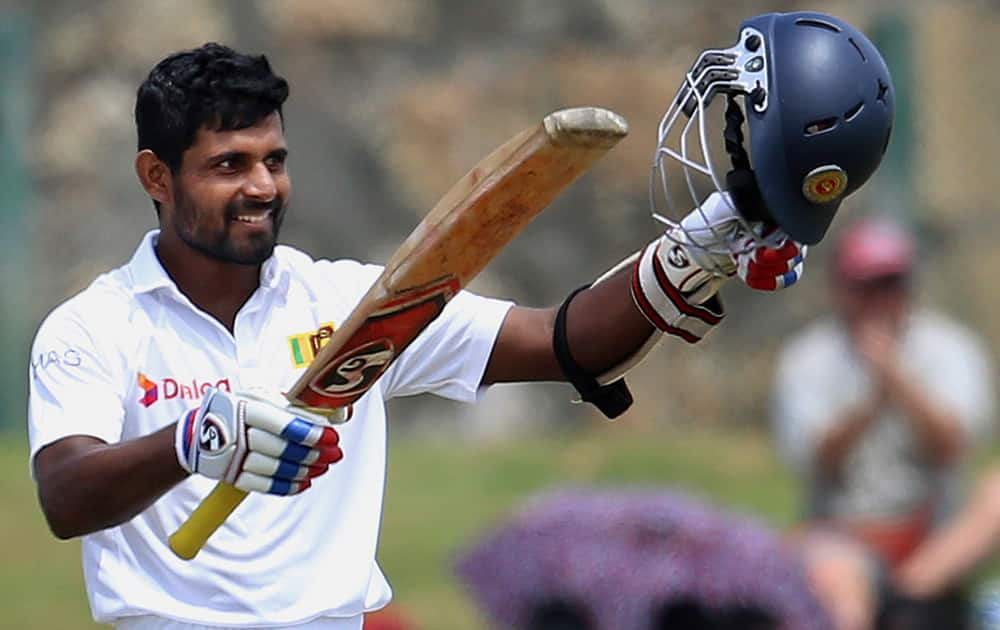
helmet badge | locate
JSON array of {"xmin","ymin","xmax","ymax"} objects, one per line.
[{"xmin": 802, "ymin": 165, "xmax": 848, "ymax": 204}]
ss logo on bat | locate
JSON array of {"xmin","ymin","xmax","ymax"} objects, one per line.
[{"xmin": 319, "ymin": 340, "xmax": 396, "ymax": 396}]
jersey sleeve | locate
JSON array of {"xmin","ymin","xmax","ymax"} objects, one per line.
[
  {"xmin": 920, "ymin": 323, "xmax": 996, "ymax": 448},
  {"xmin": 27, "ymin": 303, "xmax": 126, "ymax": 475},
  {"xmin": 378, "ymin": 289, "xmax": 514, "ymax": 403},
  {"xmin": 310, "ymin": 257, "xmax": 514, "ymax": 403},
  {"xmin": 770, "ymin": 330, "xmax": 851, "ymax": 475}
]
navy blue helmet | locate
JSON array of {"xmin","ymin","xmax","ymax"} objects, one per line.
[{"xmin": 651, "ymin": 11, "xmax": 895, "ymax": 248}]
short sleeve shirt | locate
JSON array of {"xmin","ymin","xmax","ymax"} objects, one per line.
[
  {"xmin": 772, "ymin": 311, "xmax": 995, "ymax": 521},
  {"xmin": 27, "ymin": 231, "xmax": 513, "ymax": 626}
]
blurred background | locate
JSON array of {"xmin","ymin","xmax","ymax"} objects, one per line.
[{"xmin": 1, "ymin": 0, "xmax": 999, "ymax": 628}]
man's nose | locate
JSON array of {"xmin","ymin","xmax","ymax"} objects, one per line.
[{"xmin": 244, "ymin": 162, "xmax": 277, "ymax": 200}]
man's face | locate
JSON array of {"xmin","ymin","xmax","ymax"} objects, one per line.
[
  {"xmin": 835, "ymin": 273, "xmax": 912, "ymax": 336},
  {"xmin": 164, "ymin": 112, "xmax": 290, "ymax": 265}
]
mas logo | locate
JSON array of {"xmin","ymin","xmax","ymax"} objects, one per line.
[
  {"xmin": 137, "ymin": 372, "xmax": 231, "ymax": 408},
  {"xmin": 288, "ymin": 321, "xmax": 336, "ymax": 368}
]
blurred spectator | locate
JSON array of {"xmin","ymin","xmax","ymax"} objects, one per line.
[
  {"xmin": 893, "ymin": 467, "xmax": 1000, "ymax": 613},
  {"xmin": 771, "ymin": 216, "xmax": 996, "ymax": 630}
]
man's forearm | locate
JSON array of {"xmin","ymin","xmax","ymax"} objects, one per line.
[
  {"xmin": 35, "ymin": 424, "xmax": 187, "ymax": 539},
  {"xmin": 883, "ymin": 368, "xmax": 963, "ymax": 464},
  {"xmin": 816, "ymin": 395, "xmax": 883, "ymax": 477},
  {"xmin": 482, "ymin": 265, "xmax": 655, "ymax": 385},
  {"xmin": 565, "ymin": 265, "xmax": 656, "ymax": 374}
]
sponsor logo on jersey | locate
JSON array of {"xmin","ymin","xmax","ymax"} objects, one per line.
[
  {"xmin": 138, "ymin": 372, "xmax": 158, "ymax": 407},
  {"xmin": 137, "ymin": 372, "xmax": 232, "ymax": 408},
  {"xmin": 287, "ymin": 321, "xmax": 336, "ymax": 368},
  {"xmin": 30, "ymin": 347, "xmax": 82, "ymax": 378}
]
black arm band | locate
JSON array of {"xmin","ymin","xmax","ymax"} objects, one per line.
[{"xmin": 552, "ymin": 284, "xmax": 634, "ymax": 419}]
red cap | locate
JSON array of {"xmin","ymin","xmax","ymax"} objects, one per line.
[{"xmin": 832, "ymin": 216, "xmax": 915, "ymax": 283}]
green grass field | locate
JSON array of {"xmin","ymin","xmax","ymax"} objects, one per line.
[
  {"xmin": 0, "ymin": 423, "xmax": 800, "ymax": 629},
  {"xmin": 3, "ymin": 424, "xmax": 996, "ymax": 629}
]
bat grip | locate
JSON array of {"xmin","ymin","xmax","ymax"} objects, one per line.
[{"xmin": 168, "ymin": 482, "xmax": 248, "ymax": 560}]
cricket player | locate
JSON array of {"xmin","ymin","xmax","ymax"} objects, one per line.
[{"xmin": 28, "ymin": 11, "xmax": 893, "ymax": 629}]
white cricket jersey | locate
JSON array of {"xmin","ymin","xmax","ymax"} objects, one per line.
[{"xmin": 27, "ymin": 230, "xmax": 513, "ymax": 627}]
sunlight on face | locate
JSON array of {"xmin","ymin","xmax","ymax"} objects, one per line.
[{"xmin": 165, "ymin": 113, "xmax": 290, "ymax": 265}]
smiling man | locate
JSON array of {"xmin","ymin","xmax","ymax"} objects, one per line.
[
  {"xmin": 149, "ymin": 112, "xmax": 288, "ymax": 266},
  {"xmin": 25, "ymin": 29, "xmax": 874, "ymax": 628}
]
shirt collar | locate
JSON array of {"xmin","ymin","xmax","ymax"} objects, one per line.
[{"xmin": 127, "ymin": 229, "xmax": 286, "ymax": 295}]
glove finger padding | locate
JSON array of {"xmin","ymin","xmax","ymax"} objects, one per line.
[
  {"xmin": 241, "ymin": 397, "xmax": 341, "ymax": 448},
  {"xmin": 233, "ymin": 470, "xmax": 311, "ymax": 496},
  {"xmin": 247, "ymin": 427, "xmax": 343, "ymax": 466},
  {"xmin": 750, "ymin": 240, "xmax": 801, "ymax": 269},
  {"xmin": 242, "ymin": 451, "xmax": 331, "ymax": 482},
  {"xmin": 737, "ymin": 238, "xmax": 807, "ymax": 291}
]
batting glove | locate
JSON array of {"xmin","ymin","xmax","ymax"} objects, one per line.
[
  {"xmin": 175, "ymin": 388, "xmax": 344, "ymax": 496},
  {"xmin": 633, "ymin": 192, "xmax": 806, "ymax": 343},
  {"xmin": 734, "ymin": 231, "xmax": 806, "ymax": 291}
]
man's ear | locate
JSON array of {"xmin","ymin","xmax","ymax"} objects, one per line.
[{"xmin": 135, "ymin": 150, "xmax": 172, "ymax": 207}]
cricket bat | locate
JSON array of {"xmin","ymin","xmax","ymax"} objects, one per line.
[{"xmin": 167, "ymin": 106, "xmax": 630, "ymax": 560}]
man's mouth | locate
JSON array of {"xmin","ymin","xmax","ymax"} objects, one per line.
[{"xmin": 232, "ymin": 211, "xmax": 272, "ymax": 224}]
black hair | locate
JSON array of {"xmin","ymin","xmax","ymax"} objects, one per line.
[{"xmin": 135, "ymin": 42, "xmax": 289, "ymax": 173}]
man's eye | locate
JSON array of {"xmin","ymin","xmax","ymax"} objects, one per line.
[
  {"xmin": 217, "ymin": 160, "xmax": 234, "ymax": 170},
  {"xmin": 265, "ymin": 156, "xmax": 286, "ymax": 170}
]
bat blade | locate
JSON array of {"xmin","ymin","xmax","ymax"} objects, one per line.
[{"xmin": 167, "ymin": 106, "xmax": 629, "ymax": 560}]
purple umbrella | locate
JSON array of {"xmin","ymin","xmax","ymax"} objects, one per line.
[{"xmin": 454, "ymin": 487, "xmax": 833, "ymax": 630}]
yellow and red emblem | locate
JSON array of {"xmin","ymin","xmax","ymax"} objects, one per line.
[
  {"xmin": 287, "ymin": 322, "xmax": 336, "ymax": 368},
  {"xmin": 801, "ymin": 165, "xmax": 848, "ymax": 204}
]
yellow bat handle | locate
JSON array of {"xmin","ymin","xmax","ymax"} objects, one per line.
[{"xmin": 168, "ymin": 482, "xmax": 248, "ymax": 560}]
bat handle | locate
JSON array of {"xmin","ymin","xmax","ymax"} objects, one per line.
[{"xmin": 168, "ymin": 482, "xmax": 248, "ymax": 560}]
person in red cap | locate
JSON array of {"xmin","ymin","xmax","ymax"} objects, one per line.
[{"xmin": 770, "ymin": 216, "xmax": 996, "ymax": 630}]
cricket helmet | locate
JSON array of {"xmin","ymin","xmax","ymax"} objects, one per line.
[{"xmin": 651, "ymin": 11, "xmax": 895, "ymax": 252}]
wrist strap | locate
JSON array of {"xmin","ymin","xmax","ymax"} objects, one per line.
[
  {"xmin": 176, "ymin": 407, "xmax": 201, "ymax": 474},
  {"xmin": 552, "ymin": 285, "xmax": 633, "ymax": 419}
]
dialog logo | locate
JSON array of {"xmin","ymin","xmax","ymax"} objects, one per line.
[
  {"xmin": 138, "ymin": 373, "xmax": 158, "ymax": 408},
  {"xmin": 137, "ymin": 373, "xmax": 231, "ymax": 408}
]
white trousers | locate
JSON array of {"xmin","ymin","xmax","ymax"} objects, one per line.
[{"xmin": 115, "ymin": 615, "xmax": 363, "ymax": 630}]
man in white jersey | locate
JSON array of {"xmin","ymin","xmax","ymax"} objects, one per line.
[
  {"xmin": 27, "ymin": 20, "xmax": 894, "ymax": 629},
  {"xmin": 772, "ymin": 216, "xmax": 995, "ymax": 630}
]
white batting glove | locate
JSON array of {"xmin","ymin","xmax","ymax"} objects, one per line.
[
  {"xmin": 633, "ymin": 192, "xmax": 806, "ymax": 343},
  {"xmin": 175, "ymin": 388, "xmax": 344, "ymax": 496}
]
